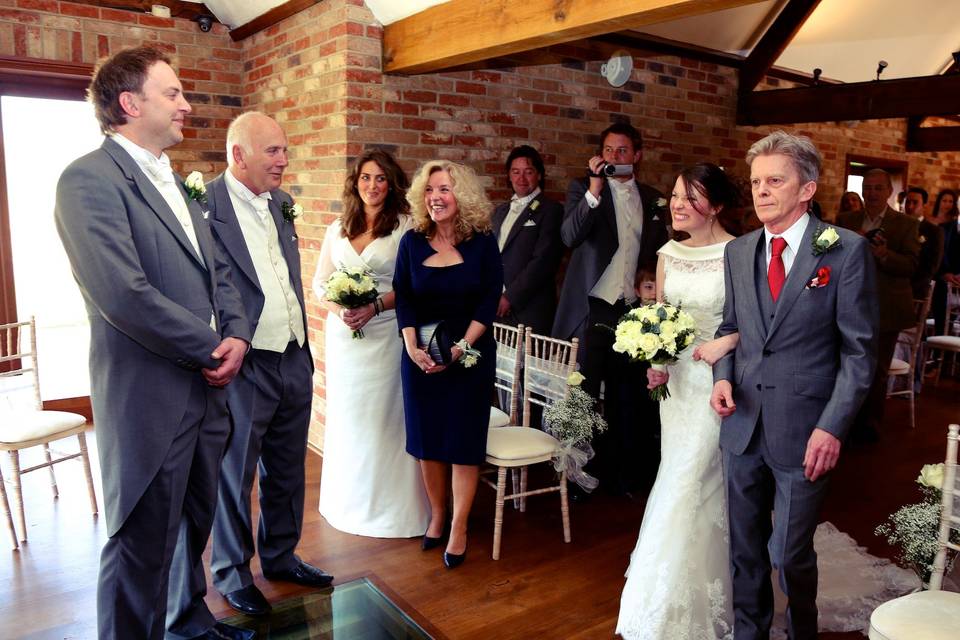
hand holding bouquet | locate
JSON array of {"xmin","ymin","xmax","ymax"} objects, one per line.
[
  {"xmin": 611, "ymin": 301, "xmax": 696, "ymax": 400},
  {"xmin": 324, "ymin": 266, "xmax": 379, "ymax": 339}
]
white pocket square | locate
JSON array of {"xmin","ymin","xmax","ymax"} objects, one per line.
[
  {"xmin": 651, "ymin": 215, "xmax": 659, "ymax": 221},
  {"xmin": 202, "ymin": 211, "xmax": 210, "ymax": 220},
  {"xmin": 523, "ymin": 219, "xmax": 537, "ymax": 227}
]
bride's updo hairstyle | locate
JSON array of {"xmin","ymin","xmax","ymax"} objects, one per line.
[{"xmin": 678, "ymin": 162, "xmax": 744, "ymax": 237}]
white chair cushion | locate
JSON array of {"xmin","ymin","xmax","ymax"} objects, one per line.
[
  {"xmin": 927, "ymin": 336, "xmax": 960, "ymax": 350},
  {"xmin": 486, "ymin": 426, "xmax": 559, "ymax": 461},
  {"xmin": 868, "ymin": 590, "xmax": 960, "ymax": 640},
  {"xmin": 0, "ymin": 409, "xmax": 86, "ymax": 443},
  {"xmin": 489, "ymin": 406, "xmax": 511, "ymax": 428},
  {"xmin": 888, "ymin": 358, "xmax": 910, "ymax": 375}
]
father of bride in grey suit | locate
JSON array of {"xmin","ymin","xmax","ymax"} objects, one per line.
[
  {"xmin": 711, "ymin": 131, "xmax": 878, "ymax": 640},
  {"xmin": 206, "ymin": 112, "xmax": 332, "ymax": 618},
  {"xmin": 55, "ymin": 47, "xmax": 253, "ymax": 640}
]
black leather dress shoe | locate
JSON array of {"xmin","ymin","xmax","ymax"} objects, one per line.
[
  {"xmin": 264, "ymin": 561, "xmax": 334, "ymax": 588},
  {"xmin": 443, "ymin": 550, "xmax": 466, "ymax": 569},
  {"xmin": 193, "ymin": 622, "xmax": 256, "ymax": 640},
  {"xmin": 224, "ymin": 583, "xmax": 271, "ymax": 616}
]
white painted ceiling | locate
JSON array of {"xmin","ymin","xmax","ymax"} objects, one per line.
[{"xmin": 199, "ymin": 0, "xmax": 960, "ymax": 82}]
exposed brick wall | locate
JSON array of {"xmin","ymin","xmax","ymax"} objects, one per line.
[
  {"xmin": 8, "ymin": 0, "xmax": 960, "ymax": 450},
  {"xmin": 0, "ymin": 0, "xmax": 243, "ymax": 175}
]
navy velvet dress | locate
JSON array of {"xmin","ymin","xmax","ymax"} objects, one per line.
[{"xmin": 393, "ymin": 230, "xmax": 503, "ymax": 465}]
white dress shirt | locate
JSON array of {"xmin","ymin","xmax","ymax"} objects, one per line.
[
  {"xmin": 764, "ymin": 213, "xmax": 810, "ymax": 277},
  {"xmin": 225, "ymin": 170, "xmax": 305, "ymax": 352},
  {"xmin": 498, "ymin": 188, "xmax": 541, "ymax": 251},
  {"xmin": 112, "ymin": 133, "xmax": 203, "ymax": 260},
  {"xmin": 587, "ymin": 178, "xmax": 645, "ymax": 304}
]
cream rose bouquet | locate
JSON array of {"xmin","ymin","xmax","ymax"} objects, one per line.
[
  {"xmin": 875, "ymin": 462, "xmax": 959, "ymax": 586},
  {"xmin": 324, "ymin": 266, "xmax": 379, "ymax": 339},
  {"xmin": 611, "ymin": 301, "xmax": 696, "ymax": 400}
]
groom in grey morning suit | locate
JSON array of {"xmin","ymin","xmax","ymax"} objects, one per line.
[
  {"xmin": 712, "ymin": 132, "xmax": 878, "ymax": 640},
  {"xmin": 55, "ymin": 48, "xmax": 253, "ymax": 640}
]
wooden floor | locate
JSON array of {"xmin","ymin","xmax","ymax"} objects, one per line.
[{"xmin": 1, "ymin": 377, "xmax": 958, "ymax": 639}]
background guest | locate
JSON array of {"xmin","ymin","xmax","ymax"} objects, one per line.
[
  {"xmin": 837, "ymin": 169, "xmax": 919, "ymax": 443},
  {"xmin": 837, "ymin": 190, "xmax": 864, "ymax": 219},
  {"xmin": 492, "ymin": 145, "xmax": 564, "ymax": 334},
  {"xmin": 313, "ymin": 148, "xmax": 430, "ymax": 539},
  {"xmin": 394, "ymin": 160, "xmax": 503, "ymax": 569},
  {"xmin": 902, "ymin": 186, "xmax": 943, "ymax": 299},
  {"xmin": 934, "ymin": 188, "xmax": 960, "ymax": 334},
  {"xmin": 552, "ymin": 122, "xmax": 668, "ymax": 497}
]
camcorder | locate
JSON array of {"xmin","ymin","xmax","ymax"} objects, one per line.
[{"xmin": 589, "ymin": 162, "xmax": 634, "ymax": 178}]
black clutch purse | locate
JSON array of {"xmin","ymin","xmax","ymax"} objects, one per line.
[{"xmin": 417, "ymin": 321, "xmax": 455, "ymax": 365}]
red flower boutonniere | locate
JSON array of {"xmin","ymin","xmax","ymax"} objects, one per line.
[{"xmin": 807, "ymin": 266, "xmax": 831, "ymax": 289}]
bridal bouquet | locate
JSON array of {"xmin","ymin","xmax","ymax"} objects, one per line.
[
  {"xmin": 611, "ymin": 302, "xmax": 696, "ymax": 400},
  {"xmin": 324, "ymin": 266, "xmax": 379, "ymax": 339},
  {"xmin": 543, "ymin": 372, "xmax": 607, "ymax": 491},
  {"xmin": 875, "ymin": 463, "xmax": 960, "ymax": 587}
]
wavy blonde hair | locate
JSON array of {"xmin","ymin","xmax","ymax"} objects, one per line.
[{"xmin": 407, "ymin": 160, "xmax": 492, "ymax": 241}]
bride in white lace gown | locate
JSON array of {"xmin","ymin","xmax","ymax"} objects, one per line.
[{"xmin": 617, "ymin": 164, "xmax": 739, "ymax": 640}]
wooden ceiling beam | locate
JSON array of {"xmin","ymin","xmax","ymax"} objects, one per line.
[
  {"xmin": 906, "ymin": 118, "xmax": 960, "ymax": 152},
  {"xmin": 737, "ymin": 73, "xmax": 960, "ymax": 125},
  {"xmin": 383, "ymin": 0, "xmax": 769, "ymax": 75},
  {"xmin": 63, "ymin": 0, "xmax": 214, "ymax": 21},
  {"xmin": 738, "ymin": 0, "xmax": 820, "ymax": 95}
]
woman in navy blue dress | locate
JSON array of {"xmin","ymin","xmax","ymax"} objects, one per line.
[{"xmin": 394, "ymin": 160, "xmax": 503, "ymax": 569}]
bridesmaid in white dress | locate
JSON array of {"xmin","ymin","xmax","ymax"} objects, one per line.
[
  {"xmin": 617, "ymin": 163, "xmax": 741, "ymax": 640},
  {"xmin": 313, "ymin": 149, "xmax": 430, "ymax": 538}
]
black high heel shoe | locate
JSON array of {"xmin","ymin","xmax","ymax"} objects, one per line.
[
  {"xmin": 443, "ymin": 549, "xmax": 466, "ymax": 569},
  {"xmin": 421, "ymin": 532, "xmax": 445, "ymax": 551}
]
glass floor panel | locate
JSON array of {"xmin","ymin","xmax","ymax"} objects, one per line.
[{"xmin": 221, "ymin": 578, "xmax": 434, "ymax": 640}]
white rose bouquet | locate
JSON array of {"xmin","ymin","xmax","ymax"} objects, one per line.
[
  {"xmin": 611, "ymin": 301, "xmax": 696, "ymax": 400},
  {"xmin": 324, "ymin": 266, "xmax": 379, "ymax": 339},
  {"xmin": 543, "ymin": 372, "xmax": 607, "ymax": 491},
  {"xmin": 875, "ymin": 462, "xmax": 959, "ymax": 586}
]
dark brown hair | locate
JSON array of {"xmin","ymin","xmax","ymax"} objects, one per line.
[
  {"xmin": 933, "ymin": 189, "xmax": 959, "ymax": 221},
  {"xmin": 599, "ymin": 122, "xmax": 643, "ymax": 153},
  {"xmin": 341, "ymin": 148, "xmax": 411, "ymax": 240},
  {"xmin": 87, "ymin": 46, "xmax": 171, "ymax": 135},
  {"xmin": 678, "ymin": 162, "xmax": 743, "ymax": 236}
]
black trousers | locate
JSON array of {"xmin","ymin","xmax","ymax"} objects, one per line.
[{"xmin": 580, "ymin": 297, "xmax": 660, "ymax": 494}]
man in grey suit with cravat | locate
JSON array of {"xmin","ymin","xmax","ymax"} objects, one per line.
[
  {"xmin": 206, "ymin": 112, "xmax": 332, "ymax": 618},
  {"xmin": 54, "ymin": 47, "xmax": 253, "ymax": 640},
  {"xmin": 553, "ymin": 122, "xmax": 669, "ymax": 496},
  {"xmin": 712, "ymin": 131, "xmax": 878, "ymax": 640},
  {"xmin": 492, "ymin": 145, "xmax": 564, "ymax": 334}
]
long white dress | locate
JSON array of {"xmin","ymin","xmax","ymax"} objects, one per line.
[
  {"xmin": 313, "ymin": 216, "xmax": 430, "ymax": 538},
  {"xmin": 617, "ymin": 240, "xmax": 734, "ymax": 640}
]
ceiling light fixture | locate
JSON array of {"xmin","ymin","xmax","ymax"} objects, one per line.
[
  {"xmin": 812, "ymin": 68, "xmax": 822, "ymax": 85},
  {"xmin": 875, "ymin": 60, "xmax": 888, "ymax": 81}
]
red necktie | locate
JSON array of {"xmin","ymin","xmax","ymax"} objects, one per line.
[{"xmin": 768, "ymin": 237, "xmax": 787, "ymax": 301}]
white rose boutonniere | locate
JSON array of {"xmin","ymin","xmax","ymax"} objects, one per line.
[
  {"xmin": 281, "ymin": 201, "xmax": 304, "ymax": 223},
  {"xmin": 566, "ymin": 371, "xmax": 585, "ymax": 386},
  {"xmin": 184, "ymin": 171, "xmax": 207, "ymax": 204},
  {"xmin": 812, "ymin": 225, "xmax": 841, "ymax": 256},
  {"xmin": 529, "ymin": 199, "xmax": 540, "ymax": 212},
  {"xmin": 917, "ymin": 463, "xmax": 944, "ymax": 490}
]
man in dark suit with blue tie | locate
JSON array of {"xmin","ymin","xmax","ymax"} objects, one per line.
[
  {"xmin": 55, "ymin": 47, "xmax": 253, "ymax": 640},
  {"xmin": 491, "ymin": 145, "xmax": 564, "ymax": 334},
  {"xmin": 553, "ymin": 122, "xmax": 669, "ymax": 496},
  {"xmin": 204, "ymin": 112, "xmax": 332, "ymax": 618}
]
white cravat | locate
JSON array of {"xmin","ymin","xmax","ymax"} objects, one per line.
[
  {"xmin": 226, "ymin": 171, "xmax": 305, "ymax": 352},
  {"xmin": 112, "ymin": 133, "xmax": 203, "ymax": 261},
  {"xmin": 590, "ymin": 178, "xmax": 644, "ymax": 304},
  {"xmin": 498, "ymin": 188, "xmax": 540, "ymax": 251}
]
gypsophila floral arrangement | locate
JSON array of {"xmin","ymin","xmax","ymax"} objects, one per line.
[
  {"xmin": 184, "ymin": 171, "xmax": 207, "ymax": 204},
  {"xmin": 611, "ymin": 302, "xmax": 696, "ymax": 400},
  {"xmin": 324, "ymin": 265, "xmax": 378, "ymax": 339},
  {"xmin": 875, "ymin": 463, "xmax": 959, "ymax": 586},
  {"xmin": 811, "ymin": 225, "xmax": 841, "ymax": 256},
  {"xmin": 281, "ymin": 201, "xmax": 304, "ymax": 222},
  {"xmin": 543, "ymin": 372, "xmax": 607, "ymax": 491}
]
